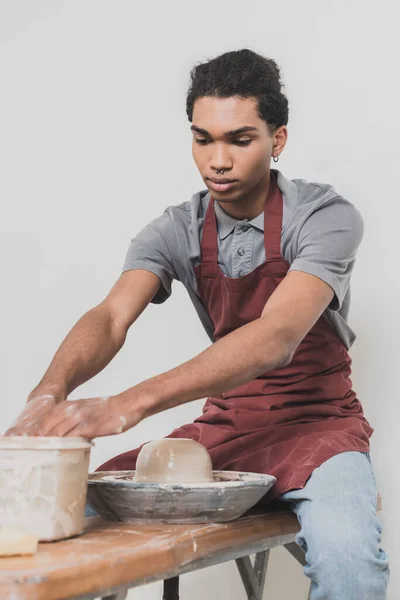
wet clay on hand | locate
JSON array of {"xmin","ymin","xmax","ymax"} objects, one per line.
[
  {"xmin": 134, "ymin": 438, "xmax": 214, "ymax": 483},
  {"xmin": 5, "ymin": 395, "xmax": 58, "ymax": 436}
]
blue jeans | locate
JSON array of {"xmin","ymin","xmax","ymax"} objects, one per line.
[
  {"xmin": 278, "ymin": 451, "xmax": 389, "ymax": 599},
  {"xmin": 86, "ymin": 451, "xmax": 390, "ymax": 599}
]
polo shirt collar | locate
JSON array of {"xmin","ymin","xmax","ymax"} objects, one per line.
[{"xmin": 214, "ymin": 200, "xmax": 264, "ymax": 240}]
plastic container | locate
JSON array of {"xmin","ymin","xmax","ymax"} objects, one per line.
[{"xmin": 0, "ymin": 436, "xmax": 92, "ymax": 541}]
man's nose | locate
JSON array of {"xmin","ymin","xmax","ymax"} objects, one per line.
[{"xmin": 210, "ymin": 143, "xmax": 232, "ymax": 173}]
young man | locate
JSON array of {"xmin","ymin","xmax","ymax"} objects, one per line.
[{"xmin": 7, "ymin": 49, "xmax": 389, "ymax": 598}]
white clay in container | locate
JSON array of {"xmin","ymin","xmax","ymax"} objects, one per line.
[
  {"xmin": 0, "ymin": 436, "xmax": 92, "ymax": 541},
  {"xmin": 135, "ymin": 438, "xmax": 214, "ymax": 484}
]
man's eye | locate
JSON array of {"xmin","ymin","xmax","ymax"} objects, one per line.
[
  {"xmin": 195, "ymin": 138, "xmax": 211, "ymax": 145},
  {"xmin": 234, "ymin": 140, "xmax": 252, "ymax": 146}
]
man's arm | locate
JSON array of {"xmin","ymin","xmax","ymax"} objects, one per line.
[
  {"xmin": 5, "ymin": 270, "xmax": 161, "ymax": 434},
  {"xmin": 138, "ymin": 271, "xmax": 334, "ymax": 416},
  {"xmin": 31, "ymin": 270, "xmax": 161, "ymax": 399},
  {"xmin": 34, "ymin": 271, "xmax": 334, "ymax": 439}
]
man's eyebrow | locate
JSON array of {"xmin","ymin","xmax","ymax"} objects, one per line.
[{"xmin": 190, "ymin": 125, "xmax": 259, "ymax": 137}]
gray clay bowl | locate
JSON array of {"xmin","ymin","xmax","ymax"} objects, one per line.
[{"xmin": 87, "ymin": 470, "xmax": 276, "ymax": 524}]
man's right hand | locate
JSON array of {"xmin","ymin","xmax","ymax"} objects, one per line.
[{"xmin": 4, "ymin": 391, "xmax": 65, "ymax": 437}]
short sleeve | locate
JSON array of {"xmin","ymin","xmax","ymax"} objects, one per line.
[
  {"xmin": 122, "ymin": 215, "xmax": 178, "ymax": 305},
  {"xmin": 288, "ymin": 196, "xmax": 364, "ymax": 310}
]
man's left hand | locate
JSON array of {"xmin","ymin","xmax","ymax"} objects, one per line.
[{"xmin": 6, "ymin": 392, "xmax": 146, "ymax": 440}]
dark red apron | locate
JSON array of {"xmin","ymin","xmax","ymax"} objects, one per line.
[{"xmin": 98, "ymin": 172, "xmax": 373, "ymax": 502}]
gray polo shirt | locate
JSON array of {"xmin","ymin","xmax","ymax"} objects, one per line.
[{"xmin": 122, "ymin": 170, "xmax": 364, "ymax": 349}]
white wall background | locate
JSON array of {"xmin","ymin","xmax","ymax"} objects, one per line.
[{"xmin": 0, "ymin": 1, "xmax": 398, "ymax": 598}]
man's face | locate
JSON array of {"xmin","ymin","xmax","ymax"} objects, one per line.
[{"xmin": 191, "ymin": 96, "xmax": 284, "ymax": 203}]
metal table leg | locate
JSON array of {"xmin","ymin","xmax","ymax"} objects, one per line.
[
  {"xmin": 254, "ymin": 550, "xmax": 270, "ymax": 596},
  {"xmin": 284, "ymin": 542, "xmax": 312, "ymax": 599},
  {"xmin": 163, "ymin": 576, "xmax": 180, "ymax": 600},
  {"xmin": 284, "ymin": 542, "xmax": 307, "ymax": 566},
  {"xmin": 235, "ymin": 550, "xmax": 270, "ymax": 600}
]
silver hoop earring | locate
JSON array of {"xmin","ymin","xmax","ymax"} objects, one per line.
[{"xmin": 273, "ymin": 155, "xmax": 280, "ymax": 163}]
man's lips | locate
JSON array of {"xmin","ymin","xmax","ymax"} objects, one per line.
[
  {"xmin": 208, "ymin": 177, "xmax": 236, "ymax": 183},
  {"xmin": 207, "ymin": 178, "xmax": 238, "ymax": 192}
]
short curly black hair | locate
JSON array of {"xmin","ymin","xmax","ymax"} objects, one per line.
[{"xmin": 186, "ymin": 48, "xmax": 289, "ymax": 133}]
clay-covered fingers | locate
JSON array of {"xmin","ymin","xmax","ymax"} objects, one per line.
[
  {"xmin": 6, "ymin": 392, "xmax": 143, "ymax": 440},
  {"xmin": 36, "ymin": 400, "xmax": 86, "ymax": 437},
  {"xmin": 44, "ymin": 396, "xmax": 130, "ymax": 440},
  {"xmin": 4, "ymin": 395, "xmax": 58, "ymax": 436}
]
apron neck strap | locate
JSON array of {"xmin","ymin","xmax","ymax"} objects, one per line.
[
  {"xmin": 263, "ymin": 170, "xmax": 284, "ymax": 260},
  {"xmin": 200, "ymin": 197, "xmax": 219, "ymax": 272}
]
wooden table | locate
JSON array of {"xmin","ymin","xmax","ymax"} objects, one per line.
[{"xmin": 0, "ymin": 507, "xmax": 304, "ymax": 600}]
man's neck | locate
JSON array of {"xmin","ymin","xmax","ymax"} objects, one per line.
[{"xmin": 216, "ymin": 171, "xmax": 271, "ymax": 221}]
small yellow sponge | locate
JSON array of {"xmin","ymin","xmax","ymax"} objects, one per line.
[{"xmin": 0, "ymin": 527, "xmax": 38, "ymax": 556}]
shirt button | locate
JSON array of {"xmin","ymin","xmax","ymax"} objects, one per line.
[
  {"xmin": 238, "ymin": 270, "xmax": 245, "ymax": 277},
  {"xmin": 241, "ymin": 225, "xmax": 249, "ymax": 232},
  {"xmin": 237, "ymin": 247, "xmax": 245, "ymax": 256}
]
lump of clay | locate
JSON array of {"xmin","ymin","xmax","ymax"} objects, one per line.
[
  {"xmin": 0, "ymin": 528, "xmax": 38, "ymax": 556},
  {"xmin": 134, "ymin": 438, "xmax": 214, "ymax": 484}
]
